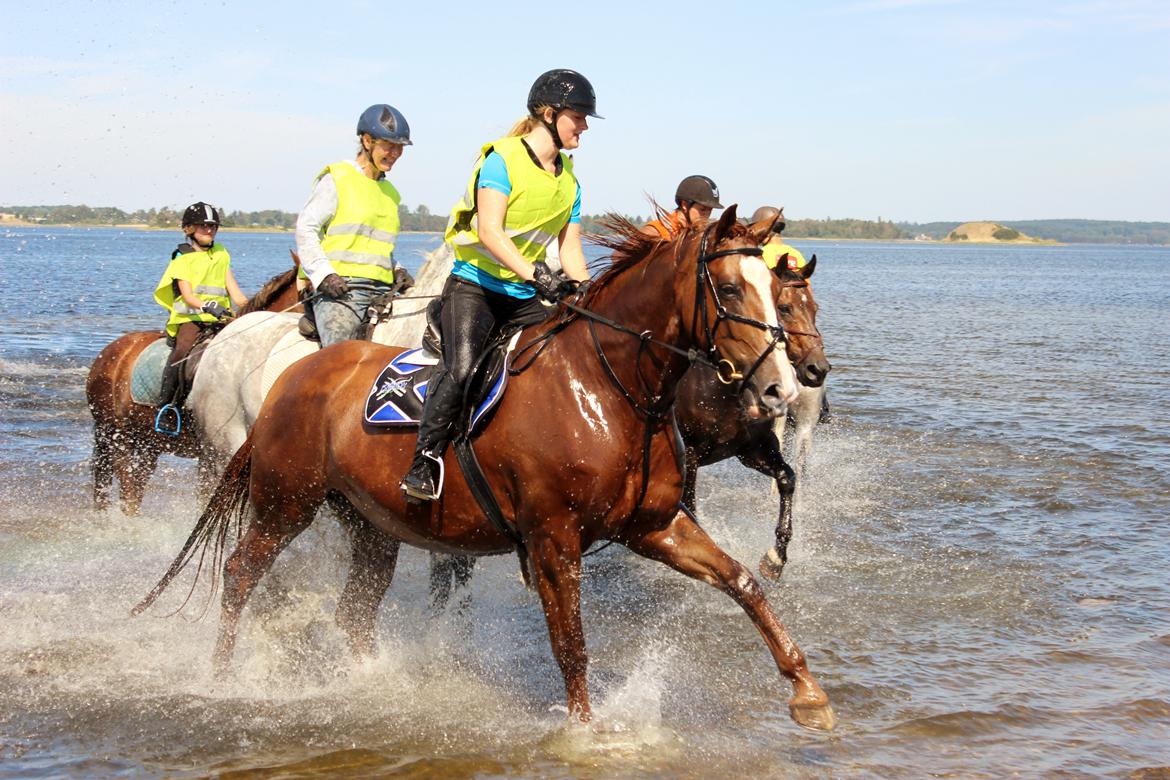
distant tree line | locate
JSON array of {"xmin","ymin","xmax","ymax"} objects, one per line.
[
  {"xmin": 5, "ymin": 205, "xmax": 1167, "ymax": 243},
  {"xmin": 785, "ymin": 217, "xmax": 909, "ymax": 240},
  {"xmin": 0, "ymin": 203, "xmax": 448, "ymax": 231}
]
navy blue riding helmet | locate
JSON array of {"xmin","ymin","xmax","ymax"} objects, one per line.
[{"xmin": 357, "ymin": 104, "xmax": 412, "ymax": 145}]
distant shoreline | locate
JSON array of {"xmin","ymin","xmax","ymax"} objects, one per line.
[
  {"xmin": 0, "ymin": 219, "xmax": 442, "ymax": 236},
  {"xmin": 9, "ymin": 221, "xmax": 1170, "ymax": 246}
]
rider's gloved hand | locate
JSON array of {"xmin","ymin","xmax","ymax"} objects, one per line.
[
  {"xmin": 531, "ymin": 261, "xmax": 566, "ymax": 303},
  {"xmin": 201, "ymin": 300, "xmax": 230, "ymax": 319},
  {"xmin": 391, "ymin": 267, "xmax": 415, "ymax": 295},
  {"xmin": 317, "ymin": 273, "xmax": 349, "ymax": 299}
]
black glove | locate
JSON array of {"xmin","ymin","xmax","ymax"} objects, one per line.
[
  {"xmin": 531, "ymin": 261, "xmax": 566, "ymax": 303},
  {"xmin": 317, "ymin": 273, "xmax": 349, "ymax": 299},
  {"xmin": 201, "ymin": 300, "xmax": 230, "ymax": 319},
  {"xmin": 391, "ymin": 266, "xmax": 415, "ymax": 295}
]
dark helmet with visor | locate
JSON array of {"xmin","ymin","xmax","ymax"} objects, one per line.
[
  {"xmin": 675, "ymin": 175, "xmax": 724, "ymax": 209},
  {"xmin": 527, "ymin": 69, "xmax": 602, "ymax": 118},
  {"xmin": 181, "ymin": 202, "xmax": 222, "ymax": 228},
  {"xmin": 357, "ymin": 104, "xmax": 413, "ymax": 145}
]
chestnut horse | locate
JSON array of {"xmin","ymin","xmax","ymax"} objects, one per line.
[
  {"xmin": 135, "ymin": 207, "xmax": 835, "ymax": 731},
  {"xmin": 86, "ymin": 267, "xmax": 301, "ymax": 514},
  {"xmin": 428, "ymin": 257, "xmax": 828, "ymax": 605},
  {"xmin": 675, "ymin": 257, "xmax": 829, "ymax": 581}
]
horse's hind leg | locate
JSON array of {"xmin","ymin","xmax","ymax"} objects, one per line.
[
  {"xmin": 736, "ymin": 433, "xmax": 796, "ymax": 582},
  {"xmin": 116, "ymin": 443, "xmax": 159, "ymax": 516},
  {"xmin": 92, "ymin": 423, "xmax": 114, "ymax": 510},
  {"xmin": 620, "ymin": 509, "xmax": 835, "ymax": 731},
  {"xmin": 215, "ymin": 499, "xmax": 316, "ymax": 673},
  {"xmin": 332, "ymin": 494, "xmax": 400, "ymax": 657},
  {"xmin": 428, "ymin": 553, "xmax": 476, "ymax": 614}
]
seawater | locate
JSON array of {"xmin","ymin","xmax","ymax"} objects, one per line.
[{"xmin": 1, "ymin": 227, "xmax": 1168, "ymax": 778}]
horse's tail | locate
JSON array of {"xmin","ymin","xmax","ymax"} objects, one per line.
[{"xmin": 131, "ymin": 435, "xmax": 255, "ymax": 616}]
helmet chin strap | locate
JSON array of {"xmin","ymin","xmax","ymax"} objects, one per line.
[
  {"xmin": 540, "ymin": 109, "xmax": 565, "ymax": 149},
  {"xmin": 189, "ymin": 229, "xmax": 214, "ymax": 249}
]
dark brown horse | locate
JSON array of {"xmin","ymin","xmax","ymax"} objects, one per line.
[
  {"xmin": 87, "ymin": 266, "xmax": 302, "ymax": 514},
  {"xmin": 675, "ymin": 257, "xmax": 829, "ymax": 581},
  {"xmin": 135, "ymin": 207, "xmax": 835, "ymax": 730}
]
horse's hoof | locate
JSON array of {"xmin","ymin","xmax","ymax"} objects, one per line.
[
  {"xmin": 758, "ymin": 549, "xmax": 785, "ymax": 582},
  {"xmin": 789, "ymin": 701, "xmax": 836, "ymax": 732}
]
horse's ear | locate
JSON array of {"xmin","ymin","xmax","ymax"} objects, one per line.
[
  {"xmin": 713, "ymin": 204, "xmax": 739, "ymax": 243},
  {"xmin": 290, "ymin": 249, "xmax": 301, "ymax": 268},
  {"xmin": 747, "ymin": 211, "xmax": 779, "ymax": 245},
  {"xmin": 802, "ymin": 254, "xmax": 817, "ymax": 279}
]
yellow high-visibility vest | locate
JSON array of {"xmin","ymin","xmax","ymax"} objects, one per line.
[
  {"xmin": 445, "ymin": 136, "xmax": 577, "ymax": 282},
  {"xmin": 154, "ymin": 244, "xmax": 233, "ymax": 337},
  {"xmin": 763, "ymin": 241, "xmax": 806, "ymax": 270},
  {"xmin": 318, "ymin": 161, "xmax": 400, "ymax": 284}
]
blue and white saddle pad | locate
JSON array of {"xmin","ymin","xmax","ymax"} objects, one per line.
[{"xmin": 363, "ymin": 338, "xmax": 516, "ymax": 434}]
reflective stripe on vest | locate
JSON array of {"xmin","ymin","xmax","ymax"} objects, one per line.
[
  {"xmin": 320, "ymin": 161, "xmax": 400, "ymax": 284},
  {"xmin": 153, "ymin": 244, "xmax": 233, "ymax": 337},
  {"xmin": 444, "ymin": 136, "xmax": 577, "ymax": 283}
]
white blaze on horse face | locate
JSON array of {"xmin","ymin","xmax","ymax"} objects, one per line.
[{"xmin": 739, "ymin": 256, "xmax": 800, "ymax": 404}]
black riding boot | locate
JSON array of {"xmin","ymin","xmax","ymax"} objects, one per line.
[
  {"xmin": 401, "ymin": 369, "xmax": 463, "ymax": 500},
  {"xmin": 159, "ymin": 361, "xmax": 182, "ymax": 407}
]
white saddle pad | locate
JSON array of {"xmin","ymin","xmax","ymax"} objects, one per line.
[{"xmin": 260, "ymin": 328, "xmax": 319, "ymax": 400}]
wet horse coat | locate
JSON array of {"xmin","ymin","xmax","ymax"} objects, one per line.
[{"xmin": 137, "ymin": 208, "xmax": 835, "ymax": 731}]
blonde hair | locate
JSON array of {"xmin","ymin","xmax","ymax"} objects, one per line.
[{"xmin": 506, "ymin": 105, "xmax": 553, "ymax": 138}]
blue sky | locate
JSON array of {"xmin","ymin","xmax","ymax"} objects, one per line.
[{"xmin": 1, "ymin": 0, "xmax": 1167, "ymax": 222}]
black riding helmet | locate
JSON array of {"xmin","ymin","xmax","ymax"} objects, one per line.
[
  {"xmin": 527, "ymin": 69, "xmax": 601, "ymax": 149},
  {"xmin": 181, "ymin": 202, "xmax": 222, "ymax": 228}
]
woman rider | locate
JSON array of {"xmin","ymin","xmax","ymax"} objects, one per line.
[
  {"xmin": 295, "ymin": 103, "xmax": 416, "ymax": 347},
  {"xmin": 155, "ymin": 202, "xmax": 247, "ymax": 409},
  {"xmin": 400, "ymin": 69, "xmax": 599, "ymax": 501}
]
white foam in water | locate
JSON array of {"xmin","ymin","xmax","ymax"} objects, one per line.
[{"xmin": 540, "ymin": 652, "xmax": 685, "ymax": 763}]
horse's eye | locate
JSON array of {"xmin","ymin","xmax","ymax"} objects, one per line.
[
  {"xmin": 778, "ymin": 304, "xmax": 793, "ymax": 317},
  {"xmin": 718, "ymin": 283, "xmax": 740, "ymax": 298}
]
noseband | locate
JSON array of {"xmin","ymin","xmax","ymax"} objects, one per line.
[{"xmin": 693, "ymin": 226, "xmax": 789, "ymax": 386}]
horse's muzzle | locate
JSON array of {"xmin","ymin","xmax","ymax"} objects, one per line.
[{"xmin": 797, "ymin": 358, "xmax": 832, "ymax": 388}]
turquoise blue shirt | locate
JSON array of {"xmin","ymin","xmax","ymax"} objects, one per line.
[{"xmin": 453, "ymin": 151, "xmax": 581, "ymax": 298}]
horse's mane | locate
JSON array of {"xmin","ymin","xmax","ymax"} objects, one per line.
[
  {"xmin": 585, "ymin": 209, "xmax": 757, "ymax": 304},
  {"xmin": 237, "ymin": 268, "xmax": 298, "ymax": 316}
]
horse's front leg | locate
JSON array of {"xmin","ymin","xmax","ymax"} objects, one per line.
[
  {"xmin": 736, "ymin": 431, "xmax": 796, "ymax": 582},
  {"xmin": 527, "ymin": 531, "xmax": 590, "ymax": 721},
  {"xmin": 620, "ymin": 508, "xmax": 835, "ymax": 731}
]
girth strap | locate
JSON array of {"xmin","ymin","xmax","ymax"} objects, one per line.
[{"xmin": 452, "ymin": 437, "xmax": 524, "ymax": 547}]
